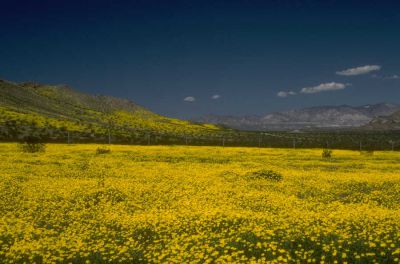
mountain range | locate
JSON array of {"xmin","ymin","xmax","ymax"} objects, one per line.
[
  {"xmin": 194, "ymin": 103, "xmax": 400, "ymax": 131},
  {"xmin": 365, "ymin": 110, "xmax": 400, "ymax": 130}
]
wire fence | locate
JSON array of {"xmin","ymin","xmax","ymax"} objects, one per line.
[
  {"xmin": 1, "ymin": 123, "xmax": 400, "ymax": 151},
  {"xmin": 26, "ymin": 130, "xmax": 400, "ymax": 151}
]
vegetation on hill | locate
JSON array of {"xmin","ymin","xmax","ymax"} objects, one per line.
[{"xmin": 0, "ymin": 79, "xmax": 224, "ymax": 143}]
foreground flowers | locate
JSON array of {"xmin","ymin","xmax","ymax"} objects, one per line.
[{"xmin": 0, "ymin": 144, "xmax": 399, "ymax": 263}]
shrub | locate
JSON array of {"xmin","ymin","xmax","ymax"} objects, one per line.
[
  {"xmin": 248, "ymin": 169, "xmax": 283, "ymax": 181},
  {"xmin": 360, "ymin": 150, "xmax": 374, "ymax": 156},
  {"xmin": 72, "ymin": 187, "xmax": 127, "ymax": 208},
  {"xmin": 20, "ymin": 142, "xmax": 46, "ymax": 153},
  {"xmin": 322, "ymin": 149, "xmax": 332, "ymax": 158},
  {"xmin": 19, "ymin": 136, "xmax": 46, "ymax": 153},
  {"xmin": 96, "ymin": 146, "xmax": 111, "ymax": 155}
]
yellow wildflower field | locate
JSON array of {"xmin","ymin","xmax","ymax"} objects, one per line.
[{"xmin": 0, "ymin": 143, "xmax": 399, "ymax": 263}]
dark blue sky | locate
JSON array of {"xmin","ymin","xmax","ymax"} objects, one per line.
[{"xmin": 1, "ymin": 0, "xmax": 400, "ymax": 118}]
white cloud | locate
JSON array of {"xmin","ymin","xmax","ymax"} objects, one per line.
[
  {"xmin": 387, "ymin": 74, "xmax": 399, "ymax": 79},
  {"xmin": 300, "ymin": 82, "xmax": 348, "ymax": 94},
  {"xmin": 336, "ymin": 65, "xmax": 381, "ymax": 76},
  {"xmin": 370, "ymin": 74, "xmax": 399, "ymax": 80},
  {"xmin": 183, "ymin": 96, "xmax": 195, "ymax": 102},
  {"xmin": 211, "ymin": 94, "xmax": 221, "ymax": 99},
  {"xmin": 277, "ymin": 91, "xmax": 296, "ymax": 98}
]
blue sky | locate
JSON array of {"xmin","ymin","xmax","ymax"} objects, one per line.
[{"xmin": 1, "ymin": 0, "xmax": 400, "ymax": 118}]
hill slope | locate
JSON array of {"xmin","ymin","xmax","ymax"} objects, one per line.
[
  {"xmin": 195, "ymin": 103, "xmax": 400, "ymax": 131},
  {"xmin": 0, "ymin": 79, "xmax": 221, "ymax": 142}
]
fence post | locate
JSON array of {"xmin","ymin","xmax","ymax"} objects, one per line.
[
  {"xmin": 293, "ymin": 138, "xmax": 296, "ymax": 149},
  {"xmin": 108, "ymin": 128, "xmax": 111, "ymax": 144},
  {"xmin": 67, "ymin": 131, "xmax": 71, "ymax": 144},
  {"xmin": 222, "ymin": 137, "xmax": 225, "ymax": 147}
]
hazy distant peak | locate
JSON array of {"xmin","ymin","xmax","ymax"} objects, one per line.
[{"xmin": 194, "ymin": 103, "xmax": 400, "ymax": 131}]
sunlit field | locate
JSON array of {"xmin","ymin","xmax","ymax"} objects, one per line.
[{"xmin": 0, "ymin": 143, "xmax": 399, "ymax": 263}]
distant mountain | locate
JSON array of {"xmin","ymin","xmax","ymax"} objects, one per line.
[
  {"xmin": 194, "ymin": 103, "xmax": 400, "ymax": 131},
  {"xmin": 365, "ymin": 110, "xmax": 400, "ymax": 130},
  {"xmin": 0, "ymin": 79, "xmax": 221, "ymax": 141}
]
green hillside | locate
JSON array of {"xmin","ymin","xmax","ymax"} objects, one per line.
[{"xmin": 0, "ymin": 79, "xmax": 223, "ymax": 143}]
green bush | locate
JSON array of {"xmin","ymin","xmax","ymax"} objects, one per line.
[
  {"xmin": 360, "ymin": 150, "xmax": 374, "ymax": 156},
  {"xmin": 248, "ymin": 169, "xmax": 283, "ymax": 181},
  {"xmin": 322, "ymin": 149, "xmax": 332, "ymax": 158},
  {"xmin": 20, "ymin": 142, "xmax": 46, "ymax": 153},
  {"xmin": 96, "ymin": 146, "xmax": 111, "ymax": 155},
  {"xmin": 19, "ymin": 136, "xmax": 46, "ymax": 153}
]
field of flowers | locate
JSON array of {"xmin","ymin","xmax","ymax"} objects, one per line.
[{"xmin": 0, "ymin": 143, "xmax": 399, "ymax": 263}]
